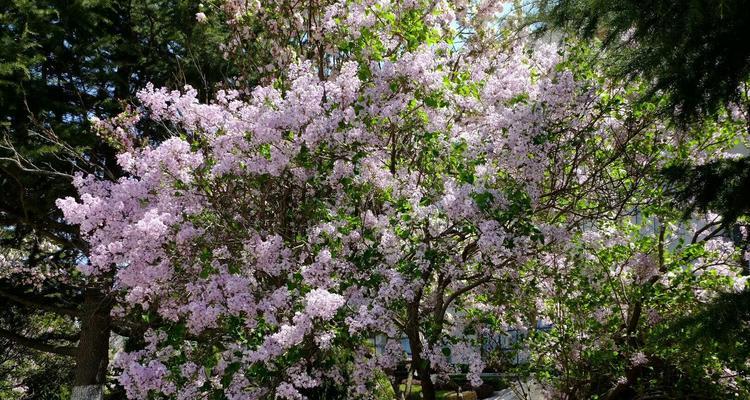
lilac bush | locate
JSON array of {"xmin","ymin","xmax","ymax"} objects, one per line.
[{"xmin": 56, "ymin": 1, "xmax": 748, "ymax": 398}]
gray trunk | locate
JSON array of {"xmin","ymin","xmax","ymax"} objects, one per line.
[
  {"xmin": 72, "ymin": 289, "xmax": 111, "ymax": 399},
  {"xmin": 71, "ymin": 385, "xmax": 103, "ymax": 400}
]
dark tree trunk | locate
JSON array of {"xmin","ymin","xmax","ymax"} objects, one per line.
[
  {"xmin": 71, "ymin": 289, "xmax": 111, "ymax": 400},
  {"xmin": 405, "ymin": 300, "xmax": 437, "ymax": 400},
  {"xmin": 415, "ymin": 357, "xmax": 437, "ymax": 400}
]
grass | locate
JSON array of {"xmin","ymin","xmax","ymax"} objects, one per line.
[{"xmin": 398, "ymin": 384, "xmax": 454, "ymax": 400}]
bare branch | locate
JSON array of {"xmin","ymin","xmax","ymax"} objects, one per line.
[{"xmin": 0, "ymin": 328, "xmax": 77, "ymax": 357}]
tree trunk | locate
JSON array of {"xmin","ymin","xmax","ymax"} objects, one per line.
[
  {"xmin": 405, "ymin": 300, "xmax": 437, "ymax": 400},
  {"xmin": 71, "ymin": 289, "xmax": 111, "ymax": 400},
  {"xmin": 415, "ymin": 358, "xmax": 437, "ymax": 400}
]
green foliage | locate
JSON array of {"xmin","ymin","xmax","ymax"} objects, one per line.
[
  {"xmin": 0, "ymin": 306, "xmax": 75, "ymax": 399},
  {"xmin": 520, "ymin": 213, "xmax": 748, "ymax": 398},
  {"xmin": 537, "ymin": 0, "xmax": 750, "ymax": 256},
  {"xmin": 537, "ymin": 0, "xmax": 750, "ymax": 121},
  {"xmin": 665, "ymin": 156, "xmax": 750, "ymax": 227}
]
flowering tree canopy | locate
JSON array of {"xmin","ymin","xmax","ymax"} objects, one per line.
[{"xmin": 55, "ymin": 1, "xmax": 748, "ymax": 399}]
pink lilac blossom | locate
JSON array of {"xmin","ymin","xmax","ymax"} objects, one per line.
[
  {"xmin": 304, "ymin": 288, "xmax": 345, "ymax": 320},
  {"xmin": 630, "ymin": 351, "xmax": 648, "ymax": 367}
]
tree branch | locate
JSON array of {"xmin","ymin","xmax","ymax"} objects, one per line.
[
  {"xmin": 0, "ymin": 288, "xmax": 79, "ymax": 317},
  {"xmin": 441, "ymin": 275, "xmax": 493, "ymax": 317},
  {"xmin": 0, "ymin": 328, "xmax": 77, "ymax": 357}
]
